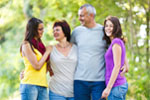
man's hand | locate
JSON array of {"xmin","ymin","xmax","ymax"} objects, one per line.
[{"xmin": 120, "ymin": 65, "xmax": 127, "ymax": 77}]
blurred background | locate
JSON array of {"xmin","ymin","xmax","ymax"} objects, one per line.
[{"xmin": 0, "ymin": 0, "xmax": 149, "ymax": 100}]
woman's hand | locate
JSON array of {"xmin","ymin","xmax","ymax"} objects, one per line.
[
  {"xmin": 49, "ymin": 67, "xmax": 54, "ymax": 76},
  {"xmin": 22, "ymin": 42, "xmax": 52, "ymax": 70},
  {"xmin": 47, "ymin": 61, "xmax": 54, "ymax": 76},
  {"xmin": 101, "ymin": 87, "xmax": 111, "ymax": 99},
  {"xmin": 46, "ymin": 45, "xmax": 52, "ymax": 54}
]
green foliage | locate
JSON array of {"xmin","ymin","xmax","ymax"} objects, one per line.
[{"xmin": 0, "ymin": 0, "xmax": 149, "ymax": 99}]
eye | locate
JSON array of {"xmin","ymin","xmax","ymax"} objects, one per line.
[
  {"xmin": 56, "ymin": 29, "xmax": 60, "ymax": 31},
  {"xmin": 38, "ymin": 28, "xmax": 44, "ymax": 31},
  {"xmin": 110, "ymin": 25, "xmax": 113, "ymax": 27},
  {"xmin": 105, "ymin": 25, "xmax": 108, "ymax": 27}
]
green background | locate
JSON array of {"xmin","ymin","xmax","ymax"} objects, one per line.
[{"xmin": 0, "ymin": 0, "xmax": 150, "ymax": 100}]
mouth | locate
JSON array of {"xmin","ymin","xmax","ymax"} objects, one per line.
[
  {"xmin": 106, "ymin": 31, "xmax": 112, "ymax": 33},
  {"xmin": 81, "ymin": 21, "xmax": 84, "ymax": 23},
  {"xmin": 54, "ymin": 33, "xmax": 59, "ymax": 37},
  {"xmin": 80, "ymin": 20, "xmax": 84, "ymax": 22}
]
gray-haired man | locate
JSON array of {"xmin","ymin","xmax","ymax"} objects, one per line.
[{"xmin": 71, "ymin": 4, "xmax": 106, "ymax": 100}]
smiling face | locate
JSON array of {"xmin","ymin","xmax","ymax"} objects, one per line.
[
  {"xmin": 105, "ymin": 20, "xmax": 114, "ymax": 38},
  {"xmin": 37, "ymin": 23, "xmax": 44, "ymax": 38},
  {"xmin": 78, "ymin": 7, "xmax": 91, "ymax": 27},
  {"xmin": 53, "ymin": 26, "xmax": 65, "ymax": 41}
]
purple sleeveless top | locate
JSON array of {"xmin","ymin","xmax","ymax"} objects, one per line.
[{"xmin": 105, "ymin": 38, "xmax": 126, "ymax": 87}]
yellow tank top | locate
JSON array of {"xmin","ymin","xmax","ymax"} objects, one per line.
[{"xmin": 21, "ymin": 47, "xmax": 48, "ymax": 87}]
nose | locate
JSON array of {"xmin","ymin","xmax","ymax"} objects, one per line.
[
  {"xmin": 53, "ymin": 30, "xmax": 57, "ymax": 35},
  {"xmin": 106, "ymin": 26, "xmax": 111, "ymax": 29},
  {"xmin": 53, "ymin": 29, "xmax": 56, "ymax": 33},
  {"xmin": 79, "ymin": 16, "xmax": 81, "ymax": 21}
]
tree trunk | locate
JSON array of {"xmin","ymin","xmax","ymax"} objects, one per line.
[
  {"xmin": 128, "ymin": 0, "xmax": 134, "ymax": 60},
  {"xmin": 145, "ymin": 0, "xmax": 150, "ymax": 69},
  {"xmin": 23, "ymin": 0, "xmax": 33, "ymax": 19}
]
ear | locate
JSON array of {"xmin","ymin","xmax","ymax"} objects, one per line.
[{"xmin": 90, "ymin": 13, "xmax": 94, "ymax": 18}]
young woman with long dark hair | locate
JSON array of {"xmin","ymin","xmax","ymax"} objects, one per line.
[
  {"xmin": 101, "ymin": 16, "xmax": 128, "ymax": 100},
  {"xmin": 20, "ymin": 17, "xmax": 51, "ymax": 100}
]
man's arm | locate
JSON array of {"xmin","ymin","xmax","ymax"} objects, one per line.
[{"xmin": 70, "ymin": 30, "xmax": 76, "ymax": 44}]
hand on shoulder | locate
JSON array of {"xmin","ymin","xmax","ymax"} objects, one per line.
[{"xmin": 46, "ymin": 45, "xmax": 53, "ymax": 54}]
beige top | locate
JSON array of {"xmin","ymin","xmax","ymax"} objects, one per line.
[{"xmin": 49, "ymin": 44, "xmax": 77, "ymax": 97}]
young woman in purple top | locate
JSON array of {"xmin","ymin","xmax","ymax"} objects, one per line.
[{"xmin": 101, "ymin": 16, "xmax": 128, "ymax": 100}]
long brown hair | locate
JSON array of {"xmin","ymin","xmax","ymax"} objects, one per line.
[
  {"xmin": 20, "ymin": 17, "xmax": 43, "ymax": 53},
  {"xmin": 103, "ymin": 16, "xmax": 125, "ymax": 48}
]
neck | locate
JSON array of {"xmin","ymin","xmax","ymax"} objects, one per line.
[
  {"xmin": 110, "ymin": 36, "xmax": 114, "ymax": 42},
  {"xmin": 58, "ymin": 38, "xmax": 70, "ymax": 48},
  {"xmin": 34, "ymin": 37, "xmax": 37, "ymax": 40},
  {"xmin": 34, "ymin": 37, "xmax": 39, "ymax": 41}
]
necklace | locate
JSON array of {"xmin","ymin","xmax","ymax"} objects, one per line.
[{"xmin": 57, "ymin": 43, "xmax": 71, "ymax": 49}]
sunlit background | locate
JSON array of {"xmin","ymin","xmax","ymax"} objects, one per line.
[{"xmin": 0, "ymin": 0, "xmax": 149, "ymax": 100}]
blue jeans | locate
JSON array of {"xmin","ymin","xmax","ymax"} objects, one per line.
[
  {"xmin": 49, "ymin": 89, "xmax": 74, "ymax": 100},
  {"xmin": 108, "ymin": 82, "xmax": 128, "ymax": 100},
  {"xmin": 20, "ymin": 84, "xmax": 48, "ymax": 100},
  {"xmin": 74, "ymin": 80, "xmax": 106, "ymax": 100}
]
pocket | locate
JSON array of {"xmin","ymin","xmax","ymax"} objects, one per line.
[
  {"xmin": 111, "ymin": 86, "xmax": 122, "ymax": 99},
  {"xmin": 20, "ymin": 84, "xmax": 26, "ymax": 93},
  {"xmin": 20, "ymin": 84, "xmax": 37, "ymax": 93},
  {"xmin": 112, "ymin": 83, "xmax": 128, "ymax": 99},
  {"xmin": 118, "ymin": 83, "xmax": 128, "ymax": 95}
]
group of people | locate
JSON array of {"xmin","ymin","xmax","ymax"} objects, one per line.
[{"xmin": 20, "ymin": 4, "xmax": 129, "ymax": 100}]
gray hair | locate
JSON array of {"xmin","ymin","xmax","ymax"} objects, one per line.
[{"xmin": 79, "ymin": 4, "xmax": 96, "ymax": 17}]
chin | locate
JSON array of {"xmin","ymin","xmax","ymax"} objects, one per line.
[
  {"xmin": 106, "ymin": 33, "xmax": 112, "ymax": 37},
  {"xmin": 55, "ymin": 38, "xmax": 59, "ymax": 41},
  {"xmin": 80, "ymin": 22, "xmax": 84, "ymax": 25}
]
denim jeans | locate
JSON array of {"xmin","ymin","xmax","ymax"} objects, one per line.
[
  {"xmin": 49, "ymin": 89, "xmax": 74, "ymax": 100},
  {"xmin": 74, "ymin": 80, "xmax": 106, "ymax": 100},
  {"xmin": 108, "ymin": 82, "xmax": 128, "ymax": 100},
  {"xmin": 20, "ymin": 84, "xmax": 48, "ymax": 100}
]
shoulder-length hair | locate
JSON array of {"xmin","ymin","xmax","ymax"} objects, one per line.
[
  {"xmin": 103, "ymin": 16, "xmax": 125, "ymax": 47},
  {"xmin": 53, "ymin": 20, "xmax": 71, "ymax": 42}
]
